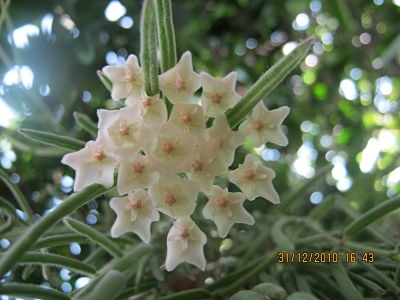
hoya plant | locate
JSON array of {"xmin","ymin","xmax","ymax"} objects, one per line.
[{"xmin": 1, "ymin": 0, "xmax": 399, "ymax": 299}]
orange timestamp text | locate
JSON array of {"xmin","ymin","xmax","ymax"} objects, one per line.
[{"xmin": 277, "ymin": 251, "xmax": 375, "ymax": 263}]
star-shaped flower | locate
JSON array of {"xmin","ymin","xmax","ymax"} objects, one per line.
[
  {"xmin": 126, "ymin": 92, "xmax": 168, "ymax": 126},
  {"xmin": 169, "ymin": 103, "xmax": 205, "ymax": 139},
  {"xmin": 158, "ymin": 51, "xmax": 201, "ymax": 104},
  {"xmin": 200, "ymin": 71, "xmax": 241, "ymax": 117},
  {"xmin": 239, "ymin": 102, "xmax": 290, "ymax": 147},
  {"xmin": 109, "ymin": 190, "xmax": 160, "ymax": 243},
  {"xmin": 165, "ymin": 217, "xmax": 207, "ymax": 271},
  {"xmin": 61, "ymin": 137, "xmax": 117, "ymax": 191},
  {"xmin": 117, "ymin": 153, "xmax": 159, "ymax": 194},
  {"xmin": 149, "ymin": 174, "xmax": 198, "ymax": 218},
  {"xmin": 102, "ymin": 54, "xmax": 144, "ymax": 100},
  {"xmin": 188, "ymin": 138, "xmax": 226, "ymax": 191},
  {"xmin": 97, "ymin": 106, "xmax": 143, "ymax": 158},
  {"xmin": 206, "ymin": 115, "xmax": 244, "ymax": 168},
  {"xmin": 150, "ymin": 122, "xmax": 195, "ymax": 172},
  {"xmin": 203, "ymin": 186, "xmax": 254, "ymax": 238},
  {"xmin": 228, "ymin": 154, "xmax": 279, "ymax": 203}
]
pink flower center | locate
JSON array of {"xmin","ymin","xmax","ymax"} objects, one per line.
[
  {"xmin": 211, "ymin": 93, "xmax": 223, "ymax": 104},
  {"xmin": 162, "ymin": 142, "xmax": 174, "ymax": 154},
  {"xmin": 216, "ymin": 196, "xmax": 229, "ymax": 208},
  {"xmin": 180, "ymin": 112, "xmax": 192, "ymax": 124},
  {"xmin": 119, "ymin": 123, "xmax": 130, "ymax": 136},
  {"xmin": 252, "ymin": 120, "xmax": 264, "ymax": 132},
  {"xmin": 132, "ymin": 162, "xmax": 145, "ymax": 174},
  {"xmin": 165, "ymin": 192, "xmax": 177, "ymax": 206},
  {"xmin": 129, "ymin": 198, "xmax": 142, "ymax": 210},
  {"xmin": 179, "ymin": 228, "xmax": 190, "ymax": 239},
  {"xmin": 142, "ymin": 97, "xmax": 152, "ymax": 108},
  {"xmin": 94, "ymin": 150, "xmax": 106, "ymax": 161},
  {"xmin": 192, "ymin": 159, "xmax": 203, "ymax": 172},
  {"xmin": 125, "ymin": 72, "xmax": 135, "ymax": 83},
  {"xmin": 244, "ymin": 169, "xmax": 256, "ymax": 180},
  {"xmin": 175, "ymin": 80, "xmax": 186, "ymax": 91}
]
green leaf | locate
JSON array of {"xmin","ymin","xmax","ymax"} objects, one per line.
[
  {"xmin": 271, "ymin": 217, "xmax": 295, "ymax": 251},
  {"xmin": 344, "ymin": 194, "xmax": 400, "ymax": 237},
  {"xmin": 20, "ymin": 252, "xmax": 96, "ymax": 275},
  {"xmin": 73, "ymin": 112, "xmax": 98, "ymax": 138},
  {"xmin": 0, "ymin": 282, "xmax": 70, "ymax": 300},
  {"xmin": 34, "ymin": 233, "xmax": 89, "ymax": 249},
  {"xmin": 64, "ymin": 217, "xmax": 123, "ymax": 258},
  {"xmin": 140, "ymin": 0, "xmax": 159, "ymax": 96},
  {"xmin": 155, "ymin": 0, "xmax": 177, "ymax": 72},
  {"xmin": 158, "ymin": 288, "xmax": 212, "ymax": 300},
  {"xmin": 97, "ymin": 70, "xmax": 113, "ymax": 92},
  {"xmin": 226, "ymin": 37, "xmax": 315, "ymax": 128},
  {"xmin": 75, "ymin": 270, "xmax": 124, "ymax": 300},
  {"xmin": 0, "ymin": 184, "xmax": 111, "ymax": 277},
  {"xmin": 0, "ymin": 168, "xmax": 33, "ymax": 223},
  {"xmin": 18, "ymin": 128, "xmax": 85, "ymax": 151},
  {"xmin": 331, "ymin": 263, "xmax": 363, "ymax": 300}
]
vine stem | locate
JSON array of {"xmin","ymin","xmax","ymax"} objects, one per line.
[{"xmin": 0, "ymin": 184, "xmax": 111, "ymax": 277}]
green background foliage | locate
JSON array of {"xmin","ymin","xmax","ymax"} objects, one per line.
[{"xmin": 0, "ymin": 0, "xmax": 399, "ymax": 299}]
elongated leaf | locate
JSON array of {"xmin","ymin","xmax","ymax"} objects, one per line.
[
  {"xmin": 73, "ymin": 112, "xmax": 98, "ymax": 138},
  {"xmin": 21, "ymin": 252, "xmax": 96, "ymax": 275},
  {"xmin": 64, "ymin": 217, "xmax": 123, "ymax": 258},
  {"xmin": 0, "ymin": 282, "xmax": 70, "ymax": 300},
  {"xmin": 140, "ymin": 0, "xmax": 159, "ymax": 96},
  {"xmin": 0, "ymin": 168, "xmax": 33, "ymax": 223},
  {"xmin": 344, "ymin": 194, "xmax": 400, "ymax": 237},
  {"xmin": 226, "ymin": 37, "xmax": 315, "ymax": 128},
  {"xmin": 0, "ymin": 184, "xmax": 110, "ymax": 277},
  {"xmin": 271, "ymin": 217, "xmax": 295, "ymax": 251},
  {"xmin": 18, "ymin": 128, "xmax": 85, "ymax": 151},
  {"xmin": 158, "ymin": 288, "xmax": 212, "ymax": 300},
  {"xmin": 78, "ymin": 270, "xmax": 125, "ymax": 300},
  {"xmin": 34, "ymin": 233, "xmax": 89, "ymax": 249},
  {"xmin": 331, "ymin": 263, "xmax": 363, "ymax": 300}
]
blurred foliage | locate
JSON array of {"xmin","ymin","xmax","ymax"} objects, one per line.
[{"xmin": 0, "ymin": 0, "xmax": 399, "ymax": 299}]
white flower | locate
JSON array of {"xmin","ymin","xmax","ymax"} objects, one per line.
[
  {"xmin": 109, "ymin": 190, "xmax": 160, "ymax": 243},
  {"xmin": 188, "ymin": 138, "xmax": 226, "ymax": 191},
  {"xmin": 169, "ymin": 103, "xmax": 205, "ymax": 139},
  {"xmin": 239, "ymin": 102, "xmax": 290, "ymax": 147},
  {"xmin": 206, "ymin": 115, "xmax": 244, "ymax": 167},
  {"xmin": 158, "ymin": 51, "xmax": 201, "ymax": 104},
  {"xmin": 165, "ymin": 217, "xmax": 207, "ymax": 271},
  {"xmin": 200, "ymin": 71, "xmax": 241, "ymax": 117},
  {"xmin": 61, "ymin": 137, "xmax": 117, "ymax": 191},
  {"xmin": 102, "ymin": 54, "xmax": 144, "ymax": 100},
  {"xmin": 203, "ymin": 186, "xmax": 254, "ymax": 238},
  {"xmin": 97, "ymin": 106, "xmax": 145, "ymax": 158},
  {"xmin": 149, "ymin": 174, "xmax": 198, "ymax": 218},
  {"xmin": 126, "ymin": 92, "xmax": 168, "ymax": 126},
  {"xmin": 228, "ymin": 154, "xmax": 279, "ymax": 203},
  {"xmin": 117, "ymin": 153, "xmax": 159, "ymax": 195},
  {"xmin": 150, "ymin": 122, "xmax": 195, "ymax": 172}
]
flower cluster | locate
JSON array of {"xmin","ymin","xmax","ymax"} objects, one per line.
[{"xmin": 61, "ymin": 51, "xmax": 289, "ymax": 271}]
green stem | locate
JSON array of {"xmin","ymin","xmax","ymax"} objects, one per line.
[
  {"xmin": 214, "ymin": 250, "xmax": 278, "ymax": 298},
  {"xmin": 0, "ymin": 282, "xmax": 70, "ymax": 300},
  {"xmin": 140, "ymin": 0, "xmax": 159, "ymax": 96},
  {"xmin": 344, "ymin": 194, "xmax": 400, "ymax": 237},
  {"xmin": 0, "ymin": 184, "xmax": 111, "ymax": 277},
  {"xmin": 155, "ymin": 0, "xmax": 177, "ymax": 72},
  {"xmin": 0, "ymin": 168, "xmax": 33, "ymax": 223},
  {"xmin": 64, "ymin": 217, "xmax": 123, "ymax": 258},
  {"xmin": 226, "ymin": 37, "xmax": 315, "ymax": 128}
]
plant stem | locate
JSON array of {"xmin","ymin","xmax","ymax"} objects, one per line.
[
  {"xmin": 226, "ymin": 37, "xmax": 315, "ymax": 129},
  {"xmin": 140, "ymin": 0, "xmax": 159, "ymax": 96},
  {"xmin": 0, "ymin": 184, "xmax": 111, "ymax": 277},
  {"xmin": 155, "ymin": 0, "xmax": 177, "ymax": 72}
]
